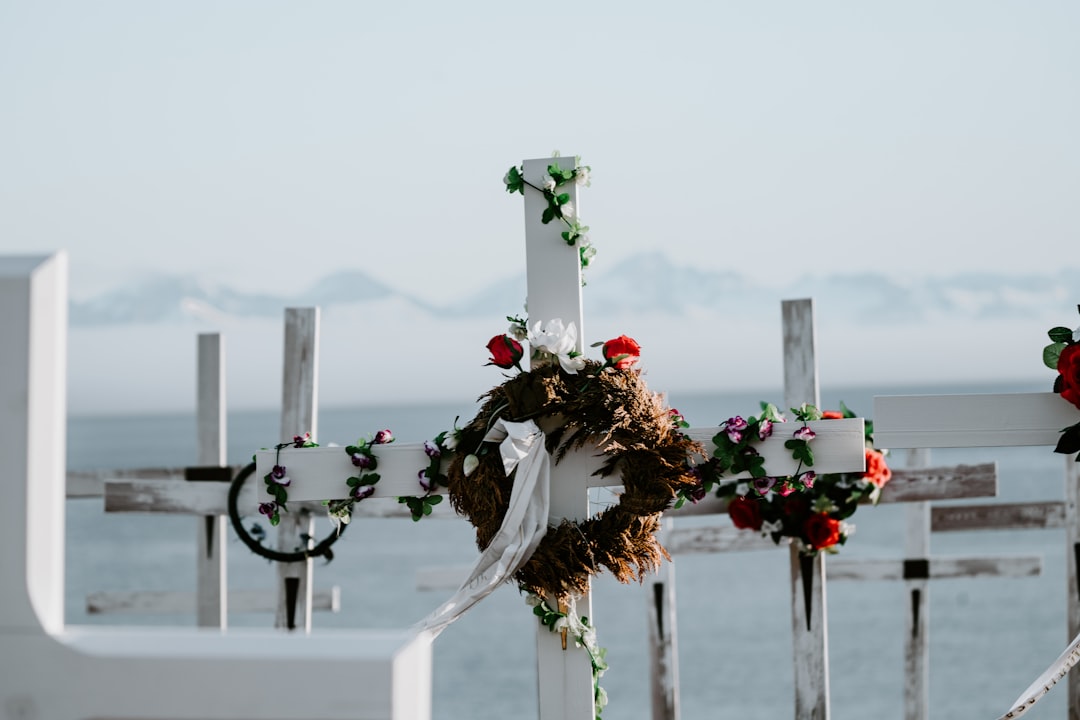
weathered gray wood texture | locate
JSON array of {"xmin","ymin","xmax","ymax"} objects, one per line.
[
  {"xmin": 277, "ymin": 307, "xmax": 319, "ymax": 632},
  {"xmin": 783, "ymin": 298, "xmax": 830, "ymax": 720}
]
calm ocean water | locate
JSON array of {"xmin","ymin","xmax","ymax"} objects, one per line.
[{"xmin": 65, "ymin": 380, "xmax": 1073, "ymax": 720}]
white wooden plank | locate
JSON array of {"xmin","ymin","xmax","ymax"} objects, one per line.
[
  {"xmin": 106, "ymin": 480, "xmax": 258, "ymax": 515},
  {"xmin": 664, "ymin": 524, "xmax": 784, "ymax": 554},
  {"xmin": 86, "ymin": 588, "xmax": 341, "ymax": 615},
  {"xmin": 827, "ymin": 556, "xmax": 1043, "ymax": 581},
  {"xmin": 903, "ymin": 448, "xmax": 930, "ymax": 720},
  {"xmin": 670, "ymin": 461, "xmax": 996, "ymax": 522},
  {"xmin": 782, "ymin": 298, "xmax": 820, "ymax": 411},
  {"xmin": 877, "ymin": 463, "xmax": 997, "ymax": 503},
  {"xmin": 932, "ymin": 501, "xmax": 1066, "ymax": 532},
  {"xmin": 104, "ymin": 478, "xmax": 460, "ymax": 519},
  {"xmin": 277, "ymin": 307, "xmax": 319, "ymax": 632},
  {"xmin": 0, "ymin": 253, "xmax": 67, "ymax": 634},
  {"xmin": 1065, "ymin": 456, "xmax": 1080, "ymax": 718},
  {"xmin": 647, "ymin": 521, "xmax": 680, "ymax": 720},
  {"xmin": 196, "ymin": 332, "xmax": 227, "ymax": 628},
  {"xmin": 255, "ymin": 418, "xmax": 867, "ymax": 504},
  {"xmin": 873, "ymin": 392, "xmax": 1079, "ymax": 449},
  {"xmin": 66, "ymin": 466, "xmax": 247, "ymax": 498}
]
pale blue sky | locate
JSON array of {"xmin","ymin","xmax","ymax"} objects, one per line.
[{"xmin": 2, "ymin": 1, "xmax": 1077, "ymax": 306}]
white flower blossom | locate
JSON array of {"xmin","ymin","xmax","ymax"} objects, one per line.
[
  {"xmin": 524, "ymin": 593, "xmax": 542, "ymax": 608},
  {"xmin": 560, "ymin": 201, "xmax": 575, "ymax": 219},
  {"xmin": 574, "ymin": 166, "xmax": 590, "ymax": 186},
  {"xmin": 840, "ymin": 521, "xmax": 856, "ymax": 538},
  {"xmin": 542, "ymin": 174, "xmax": 556, "ymax": 192},
  {"xmin": 560, "ymin": 354, "xmax": 587, "ymax": 373},
  {"xmin": 442, "ymin": 431, "xmax": 459, "ymax": 451},
  {"xmin": 528, "ymin": 319, "xmax": 584, "ymax": 374},
  {"xmin": 735, "ymin": 482, "xmax": 751, "ymax": 496}
]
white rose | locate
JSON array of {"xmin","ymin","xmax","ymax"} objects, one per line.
[{"xmin": 528, "ymin": 319, "xmax": 578, "ymax": 357}]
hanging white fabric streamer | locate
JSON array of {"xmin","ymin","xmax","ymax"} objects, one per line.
[
  {"xmin": 412, "ymin": 418, "xmax": 552, "ymax": 638},
  {"xmin": 996, "ymin": 628, "xmax": 1080, "ymax": 719}
]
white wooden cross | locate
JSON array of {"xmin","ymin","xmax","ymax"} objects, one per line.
[
  {"xmin": 874, "ymin": 389, "xmax": 1080, "ymax": 717},
  {"xmin": 650, "ymin": 299, "xmax": 1028, "ymax": 720},
  {"xmin": 86, "ymin": 323, "xmax": 341, "ymax": 622},
  {"xmin": 254, "ymin": 157, "xmax": 869, "ymax": 719},
  {"xmin": 0, "ymin": 252, "xmax": 432, "ymax": 720}
]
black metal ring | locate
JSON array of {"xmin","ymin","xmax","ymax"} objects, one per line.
[{"xmin": 227, "ymin": 461, "xmax": 346, "ymax": 563}]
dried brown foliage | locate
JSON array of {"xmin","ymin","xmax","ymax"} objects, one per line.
[{"xmin": 446, "ymin": 361, "xmax": 702, "ymax": 603}]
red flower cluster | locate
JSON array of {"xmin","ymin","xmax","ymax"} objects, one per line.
[
  {"xmin": 728, "ymin": 495, "xmax": 762, "ymax": 530},
  {"xmin": 717, "ymin": 404, "xmax": 890, "ymax": 556},
  {"xmin": 862, "ymin": 448, "xmax": 891, "ymax": 488},
  {"xmin": 805, "ymin": 513, "xmax": 841, "ymax": 550}
]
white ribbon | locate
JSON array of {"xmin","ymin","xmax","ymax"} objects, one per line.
[
  {"xmin": 996, "ymin": 629, "xmax": 1080, "ymax": 719},
  {"xmin": 412, "ymin": 418, "xmax": 551, "ymax": 638}
]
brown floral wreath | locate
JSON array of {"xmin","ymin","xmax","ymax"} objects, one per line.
[{"xmin": 444, "ymin": 358, "xmax": 702, "ymax": 603}]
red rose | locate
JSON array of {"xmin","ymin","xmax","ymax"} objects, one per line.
[
  {"xmin": 602, "ymin": 335, "xmax": 641, "ymax": 369},
  {"xmin": 804, "ymin": 512, "xmax": 841, "ymax": 550},
  {"xmin": 728, "ymin": 495, "xmax": 762, "ymax": 531},
  {"xmin": 862, "ymin": 448, "xmax": 891, "ymax": 488},
  {"xmin": 821, "ymin": 410, "xmax": 844, "ymax": 420},
  {"xmin": 486, "ymin": 334, "xmax": 523, "ymax": 370},
  {"xmin": 1058, "ymin": 344, "xmax": 1080, "ymax": 410},
  {"xmin": 782, "ymin": 496, "xmax": 809, "ymax": 518}
]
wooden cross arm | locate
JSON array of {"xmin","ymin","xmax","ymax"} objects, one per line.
[
  {"xmin": 683, "ymin": 417, "xmax": 866, "ymax": 478},
  {"xmin": 827, "ymin": 555, "xmax": 1043, "ymax": 581},
  {"xmin": 254, "ymin": 418, "xmax": 867, "ymax": 503},
  {"xmin": 671, "ymin": 461, "xmax": 996, "ymax": 518},
  {"xmin": 873, "ymin": 392, "xmax": 1080, "ymax": 448},
  {"xmin": 103, "ymin": 478, "xmax": 453, "ymax": 519}
]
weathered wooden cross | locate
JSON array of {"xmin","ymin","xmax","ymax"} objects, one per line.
[
  {"xmin": 86, "ymin": 324, "xmax": 340, "ymax": 624},
  {"xmin": 647, "ymin": 300, "xmax": 1025, "ymax": 720},
  {"xmin": 254, "ymin": 157, "xmax": 869, "ymax": 719},
  {"xmin": 874, "ymin": 389, "xmax": 1080, "ymax": 717}
]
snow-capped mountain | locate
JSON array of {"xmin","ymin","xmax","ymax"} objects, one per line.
[
  {"xmin": 68, "ymin": 252, "xmax": 1076, "ymax": 328},
  {"xmin": 64, "ymin": 253, "xmax": 1074, "ymax": 416}
]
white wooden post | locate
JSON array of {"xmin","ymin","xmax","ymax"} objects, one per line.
[
  {"xmin": 1066, "ymin": 456, "xmax": 1080, "ymax": 720},
  {"xmin": 196, "ymin": 332, "xmax": 228, "ymax": 627},
  {"xmin": 521, "ymin": 156, "xmax": 596, "ymax": 720},
  {"xmin": 277, "ymin": 307, "xmax": 319, "ymax": 632},
  {"xmin": 903, "ymin": 448, "xmax": 931, "ymax": 720},
  {"xmin": 647, "ymin": 518, "xmax": 680, "ymax": 720},
  {"xmin": 782, "ymin": 298, "xmax": 830, "ymax": 720}
]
